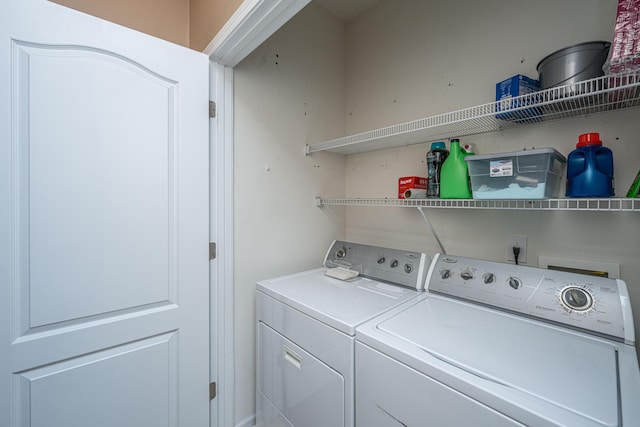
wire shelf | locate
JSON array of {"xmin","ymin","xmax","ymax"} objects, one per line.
[
  {"xmin": 316, "ymin": 197, "xmax": 640, "ymax": 212},
  {"xmin": 305, "ymin": 73, "xmax": 640, "ymax": 155}
]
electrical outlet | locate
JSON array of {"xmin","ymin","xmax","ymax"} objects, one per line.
[{"xmin": 507, "ymin": 235, "xmax": 527, "ymax": 264}]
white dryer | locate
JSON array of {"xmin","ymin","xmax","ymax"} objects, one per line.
[
  {"xmin": 356, "ymin": 253, "xmax": 640, "ymax": 427},
  {"xmin": 255, "ymin": 240, "xmax": 432, "ymax": 427}
]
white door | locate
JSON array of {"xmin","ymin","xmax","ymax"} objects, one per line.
[{"xmin": 0, "ymin": 1, "xmax": 210, "ymax": 426}]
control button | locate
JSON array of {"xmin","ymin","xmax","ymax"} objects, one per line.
[
  {"xmin": 377, "ymin": 256, "xmax": 386, "ymax": 264},
  {"xmin": 441, "ymin": 269, "xmax": 451, "ymax": 279},
  {"xmin": 508, "ymin": 277, "xmax": 522, "ymax": 290},
  {"xmin": 483, "ymin": 273, "xmax": 496, "ymax": 284},
  {"xmin": 561, "ymin": 287, "xmax": 593, "ymax": 312},
  {"xmin": 404, "ymin": 264, "xmax": 413, "ymax": 274},
  {"xmin": 390, "ymin": 260, "xmax": 399, "ymax": 268},
  {"xmin": 335, "ymin": 247, "xmax": 346, "ymax": 259},
  {"xmin": 460, "ymin": 270, "xmax": 474, "ymax": 281}
]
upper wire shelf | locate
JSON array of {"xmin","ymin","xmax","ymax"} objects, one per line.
[
  {"xmin": 304, "ymin": 73, "xmax": 640, "ymax": 155},
  {"xmin": 316, "ymin": 197, "xmax": 640, "ymax": 212}
]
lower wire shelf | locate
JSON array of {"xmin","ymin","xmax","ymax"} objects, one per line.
[{"xmin": 316, "ymin": 197, "xmax": 640, "ymax": 212}]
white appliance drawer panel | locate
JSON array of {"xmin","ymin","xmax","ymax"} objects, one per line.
[
  {"xmin": 258, "ymin": 322, "xmax": 345, "ymax": 427},
  {"xmin": 356, "ymin": 342, "xmax": 524, "ymax": 427}
]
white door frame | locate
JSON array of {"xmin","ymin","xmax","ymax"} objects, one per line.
[
  {"xmin": 205, "ymin": 1, "xmax": 310, "ymax": 426},
  {"xmin": 208, "ymin": 61, "xmax": 235, "ymax": 427}
]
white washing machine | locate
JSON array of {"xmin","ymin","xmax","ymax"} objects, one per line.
[
  {"xmin": 356, "ymin": 253, "xmax": 640, "ymax": 427},
  {"xmin": 255, "ymin": 240, "xmax": 432, "ymax": 427}
]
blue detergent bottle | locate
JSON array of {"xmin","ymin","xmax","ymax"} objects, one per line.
[{"xmin": 566, "ymin": 132, "xmax": 614, "ymax": 197}]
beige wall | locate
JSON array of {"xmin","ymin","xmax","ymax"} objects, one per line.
[
  {"xmin": 234, "ymin": 3, "xmax": 347, "ymax": 424},
  {"xmin": 53, "ymin": 0, "xmax": 243, "ymax": 51},
  {"xmin": 53, "ymin": 0, "xmax": 190, "ymax": 47},
  {"xmin": 190, "ymin": 0, "xmax": 244, "ymax": 51}
]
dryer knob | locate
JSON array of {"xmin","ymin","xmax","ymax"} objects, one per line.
[
  {"xmin": 377, "ymin": 256, "xmax": 386, "ymax": 264},
  {"xmin": 390, "ymin": 259, "xmax": 399, "ymax": 268},
  {"xmin": 460, "ymin": 270, "xmax": 474, "ymax": 281},
  {"xmin": 404, "ymin": 263, "xmax": 413, "ymax": 274},
  {"xmin": 441, "ymin": 269, "xmax": 451, "ymax": 279}
]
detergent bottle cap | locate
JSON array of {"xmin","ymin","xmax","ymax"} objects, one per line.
[{"xmin": 577, "ymin": 132, "xmax": 602, "ymax": 148}]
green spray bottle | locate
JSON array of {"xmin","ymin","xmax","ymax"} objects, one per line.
[{"xmin": 440, "ymin": 138, "xmax": 472, "ymax": 199}]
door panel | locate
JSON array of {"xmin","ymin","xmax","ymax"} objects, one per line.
[
  {"xmin": 15, "ymin": 41, "xmax": 176, "ymax": 329},
  {"xmin": 18, "ymin": 333, "xmax": 177, "ymax": 427},
  {"xmin": 1, "ymin": 1, "xmax": 210, "ymax": 426}
]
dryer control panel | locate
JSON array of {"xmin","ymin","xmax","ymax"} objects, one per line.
[
  {"xmin": 426, "ymin": 253, "xmax": 634, "ymax": 343},
  {"xmin": 324, "ymin": 240, "xmax": 430, "ymax": 291}
]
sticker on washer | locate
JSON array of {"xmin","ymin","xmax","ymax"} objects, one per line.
[{"xmin": 490, "ymin": 159, "xmax": 513, "ymax": 177}]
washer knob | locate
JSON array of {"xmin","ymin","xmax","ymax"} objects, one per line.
[
  {"xmin": 561, "ymin": 287, "xmax": 593, "ymax": 311},
  {"xmin": 390, "ymin": 259, "xmax": 399, "ymax": 268},
  {"xmin": 377, "ymin": 256, "xmax": 386, "ymax": 264},
  {"xmin": 441, "ymin": 269, "xmax": 451, "ymax": 279},
  {"xmin": 483, "ymin": 273, "xmax": 496, "ymax": 284},
  {"xmin": 508, "ymin": 277, "xmax": 522, "ymax": 290},
  {"xmin": 404, "ymin": 264, "xmax": 413, "ymax": 274}
]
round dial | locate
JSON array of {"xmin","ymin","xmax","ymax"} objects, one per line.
[
  {"xmin": 404, "ymin": 263, "xmax": 413, "ymax": 274},
  {"xmin": 335, "ymin": 247, "xmax": 346, "ymax": 259},
  {"xmin": 441, "ymin": 269, "xmax": 452, "ymax": 279},
  {"xmin": 390, "ymin": 259, "xmax": 399, "ymax": 268},
  {"xmin": 460, "ymin": 270, "xmax": 474, "ymax": 281},
  {"xmin": 377, "ymin": 256, "xmax": 386, "ymax": 264},
  {"xmin": 483, "ymin": 273, "xmax": 496, "ymax": 284},
  {"xmin": 561, "ymin": 286, "xmax": 594, "ymax": 312},
  {"xmin": 508, "ymin": 277, "xmax": 522, "ymax": 290}
]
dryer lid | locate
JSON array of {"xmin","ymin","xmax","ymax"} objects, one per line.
[{"xmin": 257, "ymin": 268, "xmax": 419, "ymax": 335}]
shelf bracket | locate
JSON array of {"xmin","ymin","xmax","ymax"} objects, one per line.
[{"xmin": 417, "ymin": 207, "xmax": 446, "ymax": 255}]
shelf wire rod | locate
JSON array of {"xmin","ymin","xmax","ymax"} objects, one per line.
[{"xmin": 417, "ymin": 207, "xmax": 446, "ymax": 255}]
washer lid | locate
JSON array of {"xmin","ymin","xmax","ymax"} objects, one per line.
[
  {"xmin": 257, "ymin": 268, "xmax": 419, "ymax": 335},
  {"xmin": 371, "ymin": 295, "xmax": 621, "ymax": 426}
]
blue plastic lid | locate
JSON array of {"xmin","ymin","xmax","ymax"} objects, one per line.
[{"xmin": 431, "ymin": 141, "xmax": 446, "ymax": 150}]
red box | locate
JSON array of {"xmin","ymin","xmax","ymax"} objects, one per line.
[{"xmin": 398, "ymin": 176, "xmax": 428, "ymax": 199}]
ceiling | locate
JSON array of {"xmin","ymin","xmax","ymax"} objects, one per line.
[{"xmin": 313, "ymin": 0, "xmax": 380, "ymax": 22}]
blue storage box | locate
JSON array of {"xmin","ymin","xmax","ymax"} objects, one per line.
[{"xmin": 495, "ymin": 75, "xmax": 540, "ymax": 120}]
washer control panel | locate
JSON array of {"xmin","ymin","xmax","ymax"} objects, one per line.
[
  {"xmin": 324, "ymin": 240, "xmax": 430, "ymax": 291},
  {"xmin": 427, "ymin": 254, "xmax": 632, "ymax": 342}
]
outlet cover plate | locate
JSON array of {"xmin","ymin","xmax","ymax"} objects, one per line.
[{"xmin": 507, "ymin": 235, "xmax": 527, "ymax": 263}]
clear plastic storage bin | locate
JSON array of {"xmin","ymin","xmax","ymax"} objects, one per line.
[{"xmin": 465, "ymin": 148, "xmax": 566, "ymax": 199}]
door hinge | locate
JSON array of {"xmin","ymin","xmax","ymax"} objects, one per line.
[
  {"xmin": 209, "ymin": 242, "xmax": 216, "ymax": 260},
  {"xmin": 209, "ymin": 101, "xmax": 216, "ymax": 118},
  {"xmin": 210, "ymin": 382, "xmax": 217, "ymax": 400}
]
